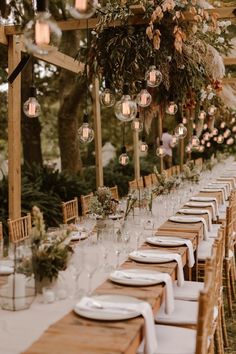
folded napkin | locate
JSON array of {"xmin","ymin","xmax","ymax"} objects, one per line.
[
  {"xmin": 218, "ymin": 177, "xmax": 236, "ymax": 189},
  {"xmin": 77, "ymin": 296, "xmax": 158, "ymax": 354},
  {"xmin": 215, "ymin": 180, "xmax": 232, "ymax": 193},
  {"xmin": 154, "ymin": 236, "xmax": 195, "ymax": 268},
  {"xmin": 112, "ymin": 270, "xmax": 174, "ymax": 315},
  {"xmin": 178, "ymin": 209, "xmax": 212, "ymax": 232},
  {"xmin": 191, "ymin": 196, "xmax": 219, "ymax": 216},
  {"xmin": 207, "ymin": 183, "xmax": 229, "ymax": 200},
  {"xmin": 169, "ymin": 216, "xmax": 208, "ymax": 241},
  {"xmin": 200, "ymin": 188, "xmax": 225, "ymax": 205},
  {"xmin": 134, "ymin": 251, "xmax": 184, "ymax": 287},
  {"xmin": 185, "ymin": 201, "xmax": 217, "ymax": 221}
]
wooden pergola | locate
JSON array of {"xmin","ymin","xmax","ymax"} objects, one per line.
[{"xmin": 0, "ymin": 5, "xmax": 235, "ymax": 219}]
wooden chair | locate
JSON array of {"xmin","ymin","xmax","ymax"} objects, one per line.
[
  {"xmin": 8, "ymin": 214, "xmax": 31, "ymax": 244},
  {"xmin": 143, "ymin": 174, "xmax": 152, "ymax": 188},
  {"xmin": 109, "ymin": 186, "xmax": 119, "ymax": 201},
  {"xmin": 136, "ymin": 177, "xmax": 144, "ymax": 189},
  {"xmin": 128, "ymin": 179, "xmax": 138, "ymax": 192},
  {"xmin": 61, "ymin": 197, "xmax": 79, "ymax": 224},
  {"xmin": 175, "ymin": 165, "xmax": 181, "ymax": 175},
  {"xmin": 151, "ymin": 173, "xmax": 158, "ymax": 185},
  {"xmin": 80, "ymin": 192, "xmax": 93, "ymax": 216}
]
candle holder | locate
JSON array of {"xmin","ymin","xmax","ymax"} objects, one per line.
[{"xmin": 0, "ymin": 243, "xmax": 35, "ymax": 311}]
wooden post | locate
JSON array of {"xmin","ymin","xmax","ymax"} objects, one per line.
[
  {"xmin": 133, "ymin": 130, "xmax": 140, "ymax": 180},
  {"xmin": 92, "ymin": 76, "xmax": 104, "ymax": 188},
  {"xmin": 180, "ymin": 138, "xmax": 184, "ymax": 171},
  {"xmin": 160, "ymin": 156, "xmax": 164, "ymax": 173},
  {"xmin": 8, "ymin": 35, "xmax": 21, "ymax": 219}
]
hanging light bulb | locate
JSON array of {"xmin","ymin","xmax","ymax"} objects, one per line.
[
  {"xmin": 78, "ymin": 112, "xmax": 94, "ymax": 144},
  {"xmin": 174, "ymin": 123, "xmax": 187, "ymax": 139},
  {"xmin": 212, "ymin": 128, "xmax": 218, "ymax": 136},
  {"xmin": 23, "ymin": 86, "xmax": 41, "ymax": 118},
  {"xmin": 114, "ymin": 84, "xmax": 137, "ymax": 122},
  {"xmin": 67, "ymin": 0, "xmax": 98, "ymax": 19},
  {"xmin": 220, "ymin": 121, "xmax": 226, "ymax": 129},
  {"xmin": 182, "ymin": 117, "xmax": 187, "ymax": 125},
  {"xmin": 156, "ymin": 141, "xmax": 166, "ymax": 157},
  {"xmin": 192, "ymin": 123, "xmax": 196, "ymax": 129},
  {"xmin": 231, "ymin": 117, "xmax": 236, "ymax": 124},
  {"xmin": 203, "ymin": 131, "xmax": 210, "ymax": 141},
  {"xmin": 208, "ymin": 105, "xmax": 217, "ymax": 116},
  {"xmin": 171, "ymin": 135, "xmax": 178, "ymax": 147},
  {"xmin": 217, "ymin": 135, "xmax": 224, "ymax": 144},
  {"xmin": 201, "ymin": 139, "xmax": 205, "ymax": 145},
  {"xmin": 119, "ymin": 146, "xmax": 129, "ymax": 166},
  {"xmin": 199, "ymin": 145, "xmax": 205, "ymax": 152},
  {"xmin": 131, "ymin": 112, "xmax": 143, "ymax": 132},
  {"xmin": 100, "ymin": 79, "xmax": 115, "ymax": 107},
  {"xmin": 198, "ymin": 106, "xmax": 206, "ymax": 120},
  {"xmin": 203, "ymin": 123, "xmax": 208, "ymax": 130},
  {"xmin": 145, "ymin": 61, "xmax": 162, "ymax": 88},
  {"xmin": 206, "ymin": 141, "xmax": 211, "ymax": 148},
  {"xmin": 166, "ymin": 101, "xmax": 178, "ymax": 115},
  {"xmin": 226, "ymin": 137, "xmax": 234, "ymax": 145},
  {"xmin": 136, "ymin": 80, "xmax": 152, "ymax": 107},
  {"xmin": 223, "ymin": 128, "xmax": 231, "ymax": 138},
  {"xmin": 189, "ymin": 130, "xmax": 200, "ymax": 150},
  {"xmin": 24, "ymin": 0, "xmax": 62, "ymax": 55},
  {"xmin": 185, "ymin": 144, "xmax": 192, "ymax": 153}
]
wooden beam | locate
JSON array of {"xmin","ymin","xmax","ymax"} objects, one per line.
[
  {"xmin": 8, "ymin": 35, "xmax": 21, "ymax": 219},
  {"xmin": 92, "ymin": 76, "xmax": 104, "ymax": 188},
  {"xmin": 222, "ymin": 77, "xmax": 236, "ymax": 84},
  {"xmin": 133, "ymin": 130, "xmax": 140, "ymax": 180},
  {"xmin": 223, "ymin": 57, "xmax": 236, "ymax": 65},
  {"xmin": 0, "ymin": 25, "xmax": 8, "ymax": 45}
]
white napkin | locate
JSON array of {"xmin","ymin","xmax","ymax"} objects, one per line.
[
  {"xmin": 185, "ymin": 201, "xmax": 217, "ymax": 221},
  {"xmin": 112, "ymin": 270, "xmax": 174, "ymax": 315},
  {"xmin": 154, "ymin": 236, "xmax": 195, "ymax": 268},
  {"xmin": 135, "ymin": 251, "xmax": 184, "ymax": 287},
  {"xmin": 190, "ymin": 197, "xmax": 219, "ymax": 216},
  {"xmin": 169, "ymin": 216, "xmax": 208, "ymax": 241},
  {"xmin": 178, "ymin": 208, "xmax": 212, "ymax": 231},
  {"xmin": 200, "ymin": 188, "xmax": 225, "ymax": 205},
  {"xmin": 215, "ymin": 180, "xmax": 232, "ymax": 193},
  {"xmin": 218, "ymin": 177, "xmax": 236, "ymax": 189},
  {"xmin": 207, "ymin": 183, "xmax": 229, "ymax": 200},
  {"xmin": 77, "ymin": 296, "xmax": 158, "ymax": 354}
]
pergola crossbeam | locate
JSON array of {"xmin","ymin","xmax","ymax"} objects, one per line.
[{"xmin": 0, "ymin": 24, "xmax": 8, "ymax": 45}]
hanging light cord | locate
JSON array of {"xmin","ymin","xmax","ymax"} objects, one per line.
[
  {"xmin": 85, "ymin": 19, "xmax": 89, "ymax": 114},
  {"xmin": 122, "ymin": 123, "xmax": 126, "ymax": 147}
]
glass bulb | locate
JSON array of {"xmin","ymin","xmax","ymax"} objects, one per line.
[
  {"xmin": 203, "ymin": 123, "xmax": 208, "ymax": 130},
  {"xmin": 136, "ymin": 89, "xmax": 152, "ymax": 107},
  {"xmin": 226, "ymin": 137, "xmax": 234, "ymax": 145},
  {"xmin": 231, "ymin": 117, "xmax": 236, "ymax": 124},
  {"xmin": 217, "ymin": 135, "xmax": 224, "ymax": 144},
  {"xmin": 174, "ymin": 123, "xmax": 187, "ymax": 139},
  {"xmin": 206, "ymin": 142, "xmax": 211, "ymax": 147},
  {"xmin": 140, "ymin": 141, "xmax": 148, "ymax": 153},
  {"xmin": 145, "ymin": 65, "xmax": 162, "ymax": 87},
  {"xmin": 166, "ymin": 101, "xmax": 178, "ymax": 115},
  {"xmin": 156, "ymin": 146, "xmax": 166, "ymax": 157},
  {"xmin": 190, "ymin": 134, "xmax": 200, "ymax": 149},
  {"xmin": 68, "ymin": 0, "xmax": 98, "ymax": 19},
  {"xmin": 182, "ymin": 117, "xmax": 187, "ymax": 125},
  {"xmin": 185, "ymin": 144, "xmax": 192, "ymax": 153},
  {"xmin": 208, "ymin": 105, "xmax": 216, "ymax": 116},
  {"xmin": 232, "ymin": 126, "xmax": 236, "ymax": 133},
  {"xmin": 131, "ymin": 118, "xmax": 143, "ymax": 132},
  {"xmin": 223, "ymin": 129, "xmax": 231, "ymax": 138},
  {"xmin": 220, "ymin": 121, "xmax": 226, "ymax": 129},
  {"xmin": 100, "ymin": 88, "xmax": 115, "ymax": 107},
  {"xmin": 78, "ymin": 122, "xmax": 94, "ymax": 143},
  {"xmin": 198, "ymin": 110, "xmax": 206, "ymax": 120},
  {"xmin": 212, "ymin": 128, "xmax": 218, "ymax": 136},
  {"xmin": 24, "ymin": 11, "xmax": 62, "ymax": 55},
  {"xmin": 114, "ymin": 95, "xmax": 137, "ymax": 122},
  {"xmin": 23, "ymin": 97, "xmax": 41, "ymax": 118},
  {"xmin": 203, "ymin": 132, "xmax": 210, "ymax": 141},
  {"xmin": 119, "ymin": 153, "xmax": 129, "ymax": 166}
]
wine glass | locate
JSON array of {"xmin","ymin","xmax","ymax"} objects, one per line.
[
  {"xmin": 70, "ymin": 246, "xmax": 85, "ymax": 299},
  {"xmin": 83, "ymin": 244, "xmax": 99, "ymax": 295}
]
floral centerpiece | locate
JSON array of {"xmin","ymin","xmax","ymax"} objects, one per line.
[
  {"xmin": 89, "ymin": 187, "xmax": 118, "ymax": 218},
  {"xmin": 18, "ymin": 206, "xmax": 73, "ymax": 291},
  {"xmin": 182, "ymin": 161, "xmax": 201, "ymax": 182},
  {"xmin": 124, "ymin": 191, "xmax": 138, "ymax": 219},
  {"xmin": 152, "ymin": 167, "xmax": 179, "ymax": 196}
]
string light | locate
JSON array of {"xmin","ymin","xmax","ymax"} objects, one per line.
[
  {"xmin": 217, "ymin": 135, "xmax": 224, "ymax": 144},
  {"xmin": 77, "ymin": 112, "xmax": 94, "ymax": 143},
  {"xmin": 189, "ymin": 130, "xmax": 200, "ymax": 150},
  {"xmin": 68, "ymin": 0, "xmax": 98, "ymax": 19},
  {"xmin": 131, "ymin": 113, "xmax": 143, "ymax": 132},
  {"xmin": 136, "ymin": 80, "xmax": 152, "ymax": 107},
  {"xmin": 145, "ymin": 59, "xmax": 162, "ymax": 88},
  {"xmin": 198, "ymin": 106, "xmax": 206, "ymax": 120},
  {"xmin": 174, "ymin": 123, "xmax": 187, "ymax": 139},
  {"xmin": 208, "ymin": 105, "xmax": 217, "ymax": 116},
  {"xmin": 23, "ymin": 85, "xmax": 41, "ymax": 118},
  {"xmin": 114, "ymin": 84, "xmax": 137, "ymax": 122},
  {"xmin": 24, "ymin": 0, "xmax": 62, "ymax": 55},
  {"xmin": 156, "ymin": 140, "xmax": 166, "ymax": 157},
  {"xmin": 100, "ymin": 79, "xmax": 115, "ymax": 107},
  {"xmin": 140, "ymin": 132, "xmax": 148, "ymax": 153},
  {"xmin": 166, "ymin": 101, "xmax": 178, "ymax": 115}
]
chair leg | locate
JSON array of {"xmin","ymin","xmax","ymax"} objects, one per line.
[
  {"xmin": 220, "ymin": 303, "xmax": 229, "ymax": 348},
  {"xmin": 229, "ymin": 264, "xmax": 236, "ymax": 301},
  {"xmin": 215, "ymin": 318, "xmax": 224, "ymax": 354},
  {"xmin": 225, "ymin": 260, "xmax": 233, "ymax": 316}
]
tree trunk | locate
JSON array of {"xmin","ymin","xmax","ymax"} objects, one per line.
[
  {"xmin": 21, "ymin": 60, "xmax": 43, "ymax": 168},
  {"xmin": 58, "ymin": 31, "xmax": 84, "ymax": 173}
]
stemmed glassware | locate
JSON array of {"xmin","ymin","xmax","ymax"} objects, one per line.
[{"xmin": 83, "ymin": 243, "xmax": 99, "ymax": 295}]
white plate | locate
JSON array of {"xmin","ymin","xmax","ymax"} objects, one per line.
[
  {"xmin": 185, "ymin": 202, "xmax": 213, "ymax": 207},
  {"xmin": 169, "ymin": 216, "xmax": 201, "ymax": 224},
  {"xmin": 70, "ymin": 231, "xmax": 88, "ymax": 241},
  {"xmin": 109, "ymin": 269, "xmax": 164, "ymax": 286},
  {"xmin": 191, "ymin": 197, "xmax": 216, "ymax": 202},
  {"xmin": 129, "ymin": 250, "xmax": 174, "ymax": 263},
  {"xmin": 178, "ymin": 209, "xmax": 207, "ymax": 215},
  {"xmin": 74, "ymin": 294, "xmax": 141, "ymax": 321},
  {"xmin": 0, "ymin": 264, "xmax": 14, "ymax": 275},
  {"xmin": 146, "ymin": 236, "xmax": 186, "ymax": 247},
  {"xmin": 108, "ymin": 214, "xmax": 123, "ymax": 220}
]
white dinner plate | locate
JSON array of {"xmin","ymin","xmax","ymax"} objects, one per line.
[
  {"xmin": 0, "ymin": 261, "xmax": 14, "ymax": 275},
  {"xmin": 169, "ymin": 216, "xmax": 201, "ymax": 224},
  {"xmin": 74, "ymin": 294, "xmax": 141, "ymax": 321},
  {"xmin": 109, "ymin": 269, "xmax": 164, "ymax": 286},
  {"xmin": 191, "ymin": 197, "xmax": 216, "ymax": 202},
  {"xmin": 146, "ymin": 236, "xmax": 186, "ymax": 247},
  {"xmin": 185, "ymin": 202, "xmax": 212, "ymax": 207},
  {"xmin": 178, "ymin": 209, "xmax": 207, "ymax": 215},
  {"xmin": 70, "ymin": 231, "xmax": 88, "ymax": 241},
  {"xmin": 129, "ymin": 250, "xmax": 174, "ymax": 264},
  {"xmin": 108, "ymin": 214, "xmax": 123, "ymax": 220}
]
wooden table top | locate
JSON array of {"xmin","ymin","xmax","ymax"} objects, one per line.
[{"xmin": 23, "ymin": 232, "xmax": 196, "ymax": 354}]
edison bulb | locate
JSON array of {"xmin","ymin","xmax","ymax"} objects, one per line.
[
  {"xmin": 198, "ymin": 109, "xmax": 206, "ymax": 120},
  {"xmin": 156, "ymin": 145, "xmax": 166, "ymax": 157},
  {"xmin": 100, "ymin": 88, "xmax": 115, "ymax": 107},
  {"xmin": 24, "ymin": 4, "xmax": 62, "ymax": 55},
  {"xmin": 227, "ymin": 137, "xmax": 234, "ymax": 145},
  {"xmin": 23, "ymin": 97, "xmax": 41, "ymax": 118},
  {"xmin": 220, "ymin": 121, "xmax": 226, "ymax": 129},
  {"xmin": 145, "ymin": 65, "xmax": 162, "ymax": 87},
  {"xmin": 174, "ymin": 123, "xmax": 187, "ymax": 139},
  {"xmin": 203, "ymin": 132, "xmax": 210, "ymax": 141},
  {"xmin": 131, "ymin": 118, "xmax": 143, "ymax": 132},
  {"xmin": 212, "ymin": 128, "xmax": 218, "ymax": 136},
  {"xmin": 119, "ymin": 147, "xmax": 129, "ymax": 166},
  {"xmin": 232, "ymin": 126, "xmax": 236, "ymax": 133},
  {"xmin": 217, "ymin": 135, "xmax": 224, "ymax": 144},
  {"xmin": 68, "ymin": 0, "xmax": 98, "ymax": 19},
  {"xmin": 206, "ymin": 142, "xmax": 211, "ymax": 148},
  {"xmin": 190, "ymin": 134, "xmax": 200, "ymax": 149},
  {"xmin": 223, "ymin": 129, "xmax": 231, "ymax": 138},
  {"xmin": 114, "ymin": 94, "xmax": 137, "ymax": 122},
  {"xmin": 140, "ymin": 141, "xmax": 148, "ymax": 153},
  {"xmin": 78, "ymin": 122, "xmax": 94, "ymax": 143},
  {"xmin": 208, "ymin": 105, "xmax": 216, "ymax": 116},
  {"xmin": 171, "ymin": 135, "xmax": 178, "ymax": 147},
  {"xmin": 166, "ymin": 101, "xmax": 178, "ymax": 115},
  {"xmin": 182, "ymin": 117, "xmax": 187, "ymax": 125},
  {"xmin": 136, "ymin": 89, "xmax": 152, "ymax": 107}
]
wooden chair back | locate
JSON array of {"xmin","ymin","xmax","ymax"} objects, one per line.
[
  {"xmin": 136, "ymin": 177, "xmax": 144, "ymax": 189},
  {"xmin": 151, "ymin": 173, "xmax": 158, "ymax": 185},
  {"xmin": 128, "ymin": 179, "xmax": 138, "ymax": 191},
  {"xmin": 61, "ymin": 197, "xmax": 79, "ymax": 224},
  {"xmin": 225, "ymin": 206, "xmax": 234, "ymax": 258},
  {"xmin": 80, "ymin": 192, "xmax": 93, "ymax": 216},
  {"xmin": 144, "ymin": 174, "xmax": 152, "ymax": 188},
  {"xmin": 165, "ymin": 168, "xmax": 172, "ymax": 177},
  {"xmin": 109, "ymin": 186, "xmax": 119, "ymax": 201},
  {"xmin": 175, "ymin": 165, "xmax": 181, "ymax": 175},
  {"xmin": 8, "ymin": 214, "xmax": 31, "ymax": 244}
]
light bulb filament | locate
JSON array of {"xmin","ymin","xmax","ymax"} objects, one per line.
[
  {"xmin": 35, "ymin": 21, "xmax": 50, "ymax": 45},
  {"xmin": 29, "ymin": 101, "xmax": 36, "ymax": 116},
  {"xmin": 75, "ymin": 0, "xmax": 88, "ymax": 11},
  {"xmin": 168, "ymin": 104, "xmax": 175, "ymax": 115},
  {"xmin": 140, "ymin": 93, "xmax": 148, "ymax": 106},
  {"xmin": 149, "ymin": 71, "xmax": 156, "ymax": 84},
  {"xmin": 82, "ymin": 126, "xmax": 89, "ymax": 139},
  {"xmin": 122, "ymin": 101, "xmax": 131, "ymax": 116},
  {"xmin": 104, "ymin": 92, "xmax": 111, "ymax": 104},
  {"xmin": 134, "ymin": 121, "xmax": 140, "ymax": 130}
]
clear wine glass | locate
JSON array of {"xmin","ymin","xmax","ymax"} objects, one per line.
[{"xmin": 83, "ymin": 244, "xmax": 99, "ymax": 295}]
